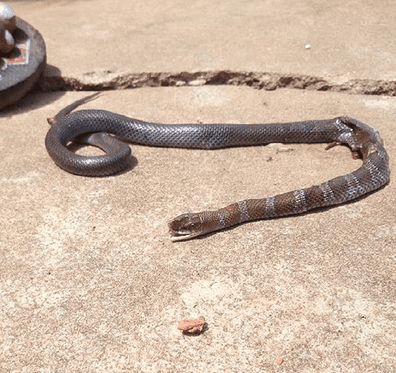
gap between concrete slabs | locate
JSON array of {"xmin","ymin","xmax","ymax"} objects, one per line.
[{"xmin": 41, "ymin": 69, "xmax": 396, "ymax": 97}]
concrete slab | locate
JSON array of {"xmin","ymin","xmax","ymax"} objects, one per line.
[
  {"xmin": 6, "ymin": 0, "xmax": 396, "ymax": 89},
  {"xmin": 1, "ymin": 87, "xmax": 395, "ymax": 372}
]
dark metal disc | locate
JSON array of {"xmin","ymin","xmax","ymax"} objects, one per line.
[{"xmin": 0, "ymin": 17, "xmax": 46, "ymax": 110}]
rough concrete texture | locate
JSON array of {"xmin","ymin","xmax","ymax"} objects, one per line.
[{"xmin": 1, "ymin": 1, "xmax": 396, "ymax": 372}]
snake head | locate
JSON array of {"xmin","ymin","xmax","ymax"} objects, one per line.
[{"xmin": 168, "ymin": 213, "xmax": 205, "ymax": 241}]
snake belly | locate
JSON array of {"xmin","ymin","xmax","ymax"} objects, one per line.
[{"xmin": 45, "ymin": 110, "xmax": 390, "ymax": 240}]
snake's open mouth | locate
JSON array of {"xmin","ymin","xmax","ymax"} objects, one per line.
[
  {"xmin": 169, "ymin": 229, "xmax": 195, "ymax": 242},
  {"xmin": 168, "ymin": 213, "xmax": 204, "ymax": 241},
  {"xmin": 169, "ymin": 223, "xmax": 198, "ymax": 241}
]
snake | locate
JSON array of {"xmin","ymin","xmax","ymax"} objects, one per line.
[{"xmin": 45, "ymin": 94, "xmax": 390, "ymax": 241}]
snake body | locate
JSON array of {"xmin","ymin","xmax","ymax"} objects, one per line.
[{"xmin": 45, "ymin": 102, "xmax": 390, "ymax": 241}]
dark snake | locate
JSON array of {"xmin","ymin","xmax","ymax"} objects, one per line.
[{"xmin": 45, "ymin": 95, "xmax": 390, "ymax": 241}]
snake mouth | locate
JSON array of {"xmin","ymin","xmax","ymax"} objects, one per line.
[
  {"xmin": 169, "ymin": 231, "xmax": 194, "ymax": 242},
  {"xmin": 168, "ymin": 223, "xmax": 195, "ymax": 241},
  {"xmin": 168, "ymin": 213, "xmax": 203, "ymax": 241}
]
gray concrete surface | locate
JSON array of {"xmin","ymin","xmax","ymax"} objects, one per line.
[
  {"xmin": 1, "ymin": 1, "xmax": 396, "ymax": 372},
  {"xmin": 7, "ymin": 0, "xmax": 396, "ymax": 90}
]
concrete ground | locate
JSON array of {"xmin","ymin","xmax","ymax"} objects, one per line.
[{"xmin": 1, "ymin": 1, "xmax": 395, "ymax": 372}]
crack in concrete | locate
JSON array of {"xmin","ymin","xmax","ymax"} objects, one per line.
[{"xmin": 41, "ymin": 70, "xmax": 396, "ymax": 96}]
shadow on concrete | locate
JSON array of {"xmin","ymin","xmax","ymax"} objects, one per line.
[{"xmin": 0, "ymin": 64, "xmax": 66, "ymax": 116}]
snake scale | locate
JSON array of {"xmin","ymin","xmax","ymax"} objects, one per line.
[{"xmin": 46, "ymin": 95, "xmax": 390, "ymax": 241}]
